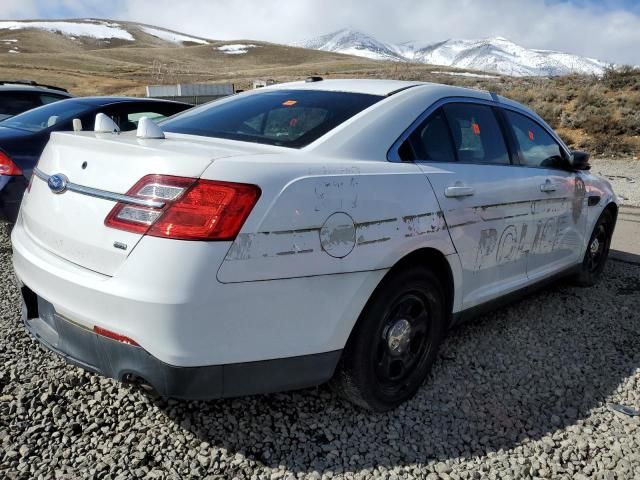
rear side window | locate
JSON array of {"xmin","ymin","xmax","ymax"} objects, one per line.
[
  {"xmin": 102, "ymin": 103, "xmax": 190, "ymax": 131},
  {"xmin": 442, "ymin": 103, "xmax": 510, "ymax": 165},
  {"xmin": 408, "ymin": 109, "xmax": 456, "ymax": 162},
  {"xmin": 0, "ymin": 92, "xmax": 43, "ymax": 119},
  {"xmin": 504, "ymin": 110, "xmax": 565, "ymax": 168},
  {"xmin": 127, "ymin": 111, "xmax": 166, "ymax": 126},
  {"xmin": 160, "ymin": 90, "xmax": 382, "ymax": 148},
  {"xmin": 39, "ymin": 94, "xmax": 67, "ymax": 105}
]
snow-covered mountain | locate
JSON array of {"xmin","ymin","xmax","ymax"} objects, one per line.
[
  {"xmin": 0, "ymin": 19, "xmax": 210, "ymax": 46},
  {"xmin": 297, "ymin": 29, "xmax": 404, "ymax": 62},
  {"xmin": 298, "ymin": 29, "xmax": 609, "ymax": 77}
]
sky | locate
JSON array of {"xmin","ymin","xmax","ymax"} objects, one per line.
[{"xmin": 0, "ymin": 0, "xmax": 639, "ymax": 64}]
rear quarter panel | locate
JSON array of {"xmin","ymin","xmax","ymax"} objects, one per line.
[{"xmin": 200, "ymin": 155, "xmax": 456, "ymax": 283}]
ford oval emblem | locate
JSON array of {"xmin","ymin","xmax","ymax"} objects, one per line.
[{"xmin": 47, "ymin": 174, "xmax": 68, "ymax": 194}]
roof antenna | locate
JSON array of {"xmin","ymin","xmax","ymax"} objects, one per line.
[
  {"xmin": 94, "ymin": 113, "xmax": 120, "ymax": 134},
  {"xmin": 136, "ymin": 117, "xmax": 165, "ymax": 139}
]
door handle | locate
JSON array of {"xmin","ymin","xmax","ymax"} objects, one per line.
[
  {"xmin": 539, "ymin": 183, "xmax": 557, "ymax": 193},
  {"xmin": 445, "ymin": 186, "xmax": 475, "ymax": 198}
]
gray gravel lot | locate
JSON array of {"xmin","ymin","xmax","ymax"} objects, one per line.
[
  {"xmin": 591, "ymin": 159, "xmax": 639, "ymax": 207},
  {"xmin": 1, "ymin": 222, "xmax": 639, "ymax": 480}
]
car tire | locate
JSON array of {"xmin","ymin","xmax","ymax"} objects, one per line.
[
  {"xmin": 332, "ymin": 266, "xmax": 447, "ymax": 411},
  {"xmin": 573, "ymin": 209, "xmax": 614, "ymax": 287}
]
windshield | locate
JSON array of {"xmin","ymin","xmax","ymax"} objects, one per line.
[
  {"xmin": 2, "ymin": 100, "xmax": 89, "ymax": 133},
  {"xmin": 160, "ymin": 89, "xmax": 383, "ymax": 148}
]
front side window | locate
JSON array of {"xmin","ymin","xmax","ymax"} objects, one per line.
[
  {"xmin": 442, "ymin": 103, "xmax": 510, "ymax": 165},
  {"xmin": 160, "ymin": 90, "xmax": 382, "ymax": 148},
  {"xmin": 504, "ymin": 110, "xmax": 565, "ymax": 168}
]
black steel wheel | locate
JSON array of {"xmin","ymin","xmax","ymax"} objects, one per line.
[
  {"xmin": 573, "ymin": 209, "xmax": 614, "ymax": 286},
  {"xmin": 332, "ymin": 266, "xmax": 447, "ymax": 411},
  {"xmin": 374, "ymin": 291, "xmax": 434, "ymax": 396}
]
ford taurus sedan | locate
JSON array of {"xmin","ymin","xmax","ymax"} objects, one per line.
[{"xmin": 11, "ymin": 79, "xmax": 618, "ymax": 411}]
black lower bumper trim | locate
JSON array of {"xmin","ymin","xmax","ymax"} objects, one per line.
[{"xmin": 21, "ymin": 291, "xmax": 341, "ymax": 400}]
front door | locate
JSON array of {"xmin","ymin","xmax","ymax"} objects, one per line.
[{"xmin": 500, "ymin": 109, "xmax": 587, "ymax": 280}]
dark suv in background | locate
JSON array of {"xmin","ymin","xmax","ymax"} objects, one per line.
[{"xmin": 0, "ymin": 81, "xmax": 72, "ymax": 121}]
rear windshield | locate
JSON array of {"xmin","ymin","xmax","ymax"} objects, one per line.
[{"xmin": 160, "ymin": 89, "xmax": 383, "ymax": 148}]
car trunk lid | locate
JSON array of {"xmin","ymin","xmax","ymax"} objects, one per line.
[{"xmin": 20, "ymin": 131, "xmax": 266, "ymax": 276}]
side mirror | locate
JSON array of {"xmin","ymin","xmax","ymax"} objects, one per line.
[{"xmin": 570, "ymin": 150, "xmax": 591, "ymax": 171}]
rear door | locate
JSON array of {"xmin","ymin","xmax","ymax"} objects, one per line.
[
  {"xmin": 500, "ymin": 109, "xmax": 587, "ymax": 280},
  {"xmin": 405, "ymin": 102, "xmax": 536, "ymax": 309}
]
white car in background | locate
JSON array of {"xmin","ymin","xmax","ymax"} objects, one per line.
[{"xmin": 11, "ymin": 79, "xmax": 618, "ymax": 411}]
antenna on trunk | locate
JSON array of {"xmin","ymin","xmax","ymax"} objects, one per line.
[
  {"xmin": 94, "ymin": 113, "xmax": 120, "ymax": 134},
  {"xmin": 136, "ymin": 117, "xmax": 165, "ymax": 139}
]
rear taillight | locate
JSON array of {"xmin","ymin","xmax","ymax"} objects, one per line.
[
  {"xmin": 0, "ymin": 151, "xmax": 22, "ymax": 176},
  {"xmin": 105, "ymin": 175, "xmax": 261, "ymax": 241}
]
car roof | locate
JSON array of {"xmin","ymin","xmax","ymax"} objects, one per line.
[
  {"xmin": 67, "ymin": 96, "xmax": 192, "ymax": 106},
  {"xmin": 259, "ymin": 78, "xmax": 497, "ymax": 99},
  {"xmin": 0, "ymin": 84, "xmax": 72, "ymax": 96},
  {"xmin": 261, "ymin": 79, "xmax": 427, "ymax": 97}
]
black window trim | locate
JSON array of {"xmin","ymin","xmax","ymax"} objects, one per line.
[{"xmin": 387, "ymin": 96, "xmax": 572, "ymax": 167}]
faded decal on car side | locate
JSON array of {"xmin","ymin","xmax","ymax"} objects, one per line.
[
  {"xmin": 313, "ymin": 177, "xmax": 360, "ymax": 212},
  {"xmin": 225, "ymin": 211, "xmax": 446, "ymax": 261},
  {"xmin": 467, "ymin": 196, "xmax": 580, "ymax": 271}
]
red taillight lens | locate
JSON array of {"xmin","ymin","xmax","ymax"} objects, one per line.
[
  {"xmin": 0, "ymin": 151, "xmax": 22, "ymax": 176},
  {"xmin": 105, "ymin": 175, "xmax": 261, "ymax": 241}
]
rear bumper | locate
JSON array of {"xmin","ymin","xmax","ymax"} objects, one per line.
[
  {"xmin": 0, "ymin": 174, "xmax": 27, "ymax": 223},
  {"xmin": 20, "ymin": 286, "xmax": 341, "ymax": 400},
  {"xmin": 12, "ymin": 219, "xmax": 384, "ymax": 366}
]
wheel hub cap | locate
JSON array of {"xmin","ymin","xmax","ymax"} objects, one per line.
[
  {"xmin": 386, "ymin": 319, "xmax": 412, "ymax": 355},
  {"xmin": 590, "ymin": 238, "xmax": 600, "ymax": 255}
]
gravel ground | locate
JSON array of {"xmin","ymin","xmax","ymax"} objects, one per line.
[
  {"xmin": 1, "ymin": 222, "xmax": 639, "ymax": 480},
  {"xmin": 591, "ymin": 159, "xmax": 640, "ymax": 207}
]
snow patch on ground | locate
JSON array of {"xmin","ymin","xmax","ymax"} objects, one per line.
[
  {"xmin": 432, "ymin": 71, "xmax": 500, "ymax": 79},
  {"xmin": 217, "ymin": 44, "xmax": 256, "ymax": 55},
  {"xmin": 338, "ymin": 47, "xmax": 400, "ymax": 61},
  {"xmin": 140, "ymin": 26, "xmax": 208, "ymax": 45},
  {"xmin": 0, "ymin": 20, "xmax": 134, "ymax": 41}
]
